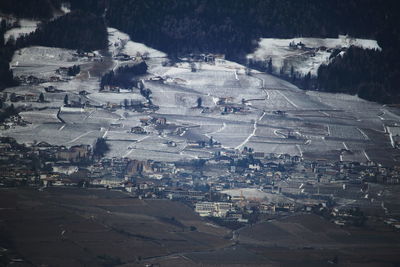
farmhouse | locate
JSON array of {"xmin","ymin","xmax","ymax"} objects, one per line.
[{"xmin": 131, "ymin": 126, "xmax": 146, "ymax": 134}]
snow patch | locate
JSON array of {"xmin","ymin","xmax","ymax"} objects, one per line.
[
  {"xmin": 107, "ymin": 27, "xmax": 167, "ymax": 58},
  {"xmin": 248, "ymin": 35, "xmax": 381, "ymax": 76},
  {"xmin": 4, "ymin": 19, "xmax": 39, "ymax": 43}
]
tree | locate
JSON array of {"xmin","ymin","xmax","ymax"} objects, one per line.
[
  {"xmin": 93, "ymin": 137, "xmax": 109, "ymax": 158},
  {"xmin": 63, "ymin": 94, "xmax": 69, "ymax": 106},
  {"xmin": 303, "ymin": 71, "xmax": 311, "ymax": 90},
  {"xmin": 38, "ymin": 92, "xmax": 45, "ymax": 102},
  {"xmin": 196, "ymin": 97, "xmax": 202, "ymax": 108},
  {"xmin": 67, "ymin": 65, "xmax": 80, "ymax": 76},
  {"xmin": 191, "ymin": 62, "xmax": 197, "ymax": 72},
  {"xmin": 267, "ymin": 57, "xmax": 273, "ymax": 74},
  {"xmin": 10, "ymin": 92, "xmax": 17, "ymax": 102}
]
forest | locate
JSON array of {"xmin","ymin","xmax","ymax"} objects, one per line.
[
  {"xmin": 0, "ymin": 0, "xmax": 62, "ymax": 19},
  {"xmin": 1, "ymin": 0, "xmax": 400, "ymax": 103},
  {"xmin": 0, "ymin": 20, "xmax": 18, "ymax": 90},
  {"xmin": 15, "ymin": 11, "xmax": 107, "ymax": 52}
]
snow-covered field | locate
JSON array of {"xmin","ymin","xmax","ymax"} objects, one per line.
[
  {"xmin": 248, "ymin": 35, "xmax": 381, "ymax": 76},
  {"xmin": 108, "ymin": 27, "xmax": 167, "ymax": 58},
  {"xmin": 1, "ymin": 27, "xmax": 399, "ymax": 166}
]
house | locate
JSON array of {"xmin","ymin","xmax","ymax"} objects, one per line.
[
  {"xmin": 24, "ymin": 93, "xmax": 37, "ymax": 102},
  {"xmin": 166, "ymin": 141, "xmax": 177, "ymax": 147},
  {"xmin": 131, "ymin": 126, "xmax": 146, "ymax": 134},
  {"xmin": 79, "ymin": 90, "xmax": 89, "ymax": 96},
  {"xmin": 110, "ymin": 123, "xmax": 122, "ymax": 128},
  {"xmin": 102, "ymin": 85, "xmax": 120, "ymax": 93},
  {"xmin": 49, "ymin": 76, "xmax": 61, "ymax": 82},
  {"xmin": 140, "ymin": 118, "xmax": 151, "ymax": 126},
  {"xmin": 249, "ymin": 163, "xmax": 261, "ymax": 171},
  {"xmin": 45, "ymin": 86, "xmax": 56, "ymax": 93},
  {"xmin": 253, "ymin": 152, "xmax": 265, "ymax": 159},
  {"xmin": 195, "ymin": 202, "xmax": 232, "ymax": 217},
  {"xmin": 56, "ymin": 145, "xmax": 90, "ymax": 162},
  {"xmin": 155, "ymin": 117, "xmax": 167, "ymax": 125},
  {"xmin": 52, "ymin": 165, "xmax": 78, "ymax": 175},
  {"xmin": 166, "ymin": 190, "xmax": 205, "ymax": 201}
]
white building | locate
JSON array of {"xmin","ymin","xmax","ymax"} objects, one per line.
[{"xmin": 195, "ymin": 202, "xmax": 232, "ymax": 217}]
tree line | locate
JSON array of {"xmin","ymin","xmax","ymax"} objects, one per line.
[
  {"xmin": 14, "ymin": 11, "xmax": 107, "ymax": 52},
  {"xmin": 0, "ymin": 0, "xmax": 62, "ymax": 19},
  {"xmin": 100, "ymin": 62, "xmax": 148, "ymax": 89}
]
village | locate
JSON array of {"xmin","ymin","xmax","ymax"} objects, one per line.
[
  {"xmin": 1, "ymin": 133, "xmax": 400, "ymax": 232},
  {"xmin": 1, "ymin": 24, "xmax": 400, "ymax": 256}
]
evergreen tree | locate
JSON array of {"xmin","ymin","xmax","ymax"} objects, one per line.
[
  {"xmin": 64, "ymin": 94, "xmax": 69, "ymax": 106},
  {"xmin": 197, "ymin": 97, "xmax": 202, "ymax": 108},
  {"xmin": 93, "ymin": 137, "xmax": 109, "ymax": 158},
  {"xmin": 267, "ymin": 58, "xmax": 273, "ymax": 74},
  {"xmin": 38, "ymin": 92, "xmax": 45, "ymax": 102}
]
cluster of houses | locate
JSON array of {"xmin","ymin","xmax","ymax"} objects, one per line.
[{"xmin": 1, "ymin": 134, "xmax": 400, "ymax": 227}]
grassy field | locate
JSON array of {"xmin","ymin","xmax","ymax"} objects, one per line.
[{"xmin": 0, "ymin": 188, "xmax": 232, "ymax": 267}]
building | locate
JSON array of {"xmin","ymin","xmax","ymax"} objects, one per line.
[
  {"xmin": 131, "ymin": 126, "xmax": 146, "ymax": 134},
  {"xmin": 126, "ymin": 160, "xmax": 152, "ymax": 176},
  {"xmin": 155, "ymin": 117, "xmax": 167, "ymax": 125},
  {"xmin": 56, "ymin": 145, "xmax": 90, "ymax": 162},
  {"xmin": 167, "ymin": 190, "xmax": 205, "ymax": 201},
  {"xmin": 195, "ymin": 202, "xmax": 232, "ymax": 217}
]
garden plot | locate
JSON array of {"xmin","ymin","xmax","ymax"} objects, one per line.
[
  {"xmin": 262, "ymin": 89, "xmax": 299, "ymax": 111},
  {"xmin": 307, "ymin": 91, "xmax": 385, "ymax": 129},
  {"xmin": 19, "ymin": 109, "xmax": 60, "ymax": 124},
  {"xmin": 57, "ymin": 109, "xmax": 119, "ymax": 130},
  {"xmin": 223, "ymin": 188, "xmax": 290, "ymax": 202},
  {"xmin": 2, "ymin": 123, "xmax": 103, "ymax": 146},
  {"xmin": 86, "ymin": 91, "xmax": 146, "ymax": 106},
  {"xmin": 3, "ymin": 85, "xmax": 63, "ymax": 109},
  {"xmin": 54, "ymin": 123, "xmax": 104, "ymax": 145},
  {"xmin": 11, "ymin": 46, "xmax": 85, "ymax": 78},
  {"xmin": 171, "ymin": 69, "xmax": 261, "ymax": 100},
  {"xmin": 107, "ymin": 140, "xmax": 186, "ymax": 162},
  {"xmin": 80, "ymin": 109, "xmax": 121, "ymax": 125},
  {"xmin": 246, "ymin": 141, "xmax": 302, "ymax": 156},
  {"xmin": 328, "ymin": 125, "xmax": 368, "ymax": 141},
  {"xmin": 105, "ymin": 130, "xmax": 143, "ymax": 141},
  {"xmin": 253, "ymin": 125, "xmax": 288, "ymax": 140},
  {"xmin": 341, "ymin": 149, "xmax": 369, "ymax": 163},
  {"xmin": 211, "ymin": 122, "xmax": 254, "ymax": 148},
  {"xmin": 248, "ymin": 36, "xmax": 380, "ymax": 76},
  {"xmin": 299, "ymin": 138, "xmax": 346, "ymax": 159},
  {"xmin": 132, "ymin": 135, "xmax": 184, "ymax": 153},
  {"xmin": 52, "ymin": 76, "xmax": 100, "ymax": 94}
]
